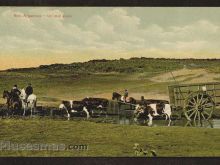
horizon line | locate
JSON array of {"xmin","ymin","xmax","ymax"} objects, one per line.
[{"xmin": 1, "ymin": 56, "xmax": 220, "ymax": 72}]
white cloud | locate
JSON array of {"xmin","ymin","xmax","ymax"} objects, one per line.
[
  {"xmin": 85, "ymin": 15, "xmax": 114, "ymax": 35},
  {"xmin": 171, "ymin": 20, "xmax": 219, "ymax": 34},
  {"xmin": 0, "ymin": 8, "xmax": 101, "ymax": 52},
  {"xmin": 0, "ymin": 36, "xmax": 43, "ymax": 50},
  {"xmin": 107, "ymin": 8, "xmax": 140, "ymax": 32},
  {"xmin": 169, "ymin": 20, "xmax": 219, "ymax": 41},
  {"xmin": 161, "ymin": 40, "xmax": 208, "ymax": 51},
  {"xmin": 0, "ymin": 7, "xmax": 220, "ymax": 56}
]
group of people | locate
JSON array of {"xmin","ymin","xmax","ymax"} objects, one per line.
[{"xmin": 10, "ymin": 83, "xmax": 33, "ymax": 102}]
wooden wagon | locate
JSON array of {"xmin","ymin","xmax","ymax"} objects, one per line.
[
  {"xmin": 168, "ymin": 82, "xmax": 220, "ymax": 121},
  {"xmin": 107, "ymin": 100, "xmax": 136, "ymax": 115}
]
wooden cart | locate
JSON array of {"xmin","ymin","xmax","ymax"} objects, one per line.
[{"xmin": 168, "ymin": 82, "xmax": 220, "ymax": 121}]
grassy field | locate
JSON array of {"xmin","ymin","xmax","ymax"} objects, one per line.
[
  {"xmin": 0, "ymin": 70, "xmax": 171, "ymax": 106},
  {"xmin": 1, "ymin": 58, "xmax": 219, "ymax": 107},
  {"xmin": 0, "ymin": 58, "xmax": 220, "ymax": 157},
  {"xmin": 0, "ymin": 117, "xmax": 219, "ymax": 157}
]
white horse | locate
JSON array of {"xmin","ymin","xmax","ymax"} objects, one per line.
[{"xmin": 20, "ymin": 89, "xmax": 37, "ymax": 116}]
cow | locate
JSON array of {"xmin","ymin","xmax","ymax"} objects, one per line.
[
  {"xmin": 81, "ymin": 97, "xmax": 109, "ymax": 116},
  {"xmin": 134, "ymin": 104, "xmax": 154, "ymax": 126},
  {"xmin": 134, "ymin": 100, "xmax": 172, "ymax": 126},
  {"xmin": 59, "ymin": 100, "xmax": 90, "ymax": 118},
  {"xmin": 136, "ymin": 97, "xmax": 170, "ymax": 116}
]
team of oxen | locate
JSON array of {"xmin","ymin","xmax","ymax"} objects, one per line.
[
  {"xmin": 58, "ymin": 97, "xmax": 109, "ymax": 119},
  {"xmin": 59, "ymin": 92, "xmax": 172, "ymax": 125},
  {"xmin": 2, "ymin": 90, "xmax": 172, "ymax": 125}
]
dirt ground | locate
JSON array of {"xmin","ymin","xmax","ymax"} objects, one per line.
[{"xmin": 151, "ymin": 68, "xmax": 220, "ymax": 84}]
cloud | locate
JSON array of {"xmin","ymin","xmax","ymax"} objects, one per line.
[
  {"xmin": 0, "ymin": 8, "xmax": 101, "ymax": 52},
  {"xmin": 85, "ymin": 15, "xmax": 114, "ymax": 35},
  {"xmin": 0, "ymin": 7, "xmax": 220, "ymax": 61},
  {"xmin": 161, "ymin": 40, "xmax": 208, "ymax": 51},
  {"xmin": 107, "ymin": 8, "xmax": 140, "ymax": 32},
  {"xmin": 170, "ymin": 20, "xmax": 219, "ymax": 35},
  {"xmin": 0, "ymin": 36, "xmax": 43, "ymax": 50}
]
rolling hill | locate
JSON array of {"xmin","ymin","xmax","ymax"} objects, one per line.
[{"xmin": 0, "ymin": 57, "xmax": 219, "ymax": 106}]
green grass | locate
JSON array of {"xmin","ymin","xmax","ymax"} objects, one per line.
[
  {"xmin": 0, "ymin": 58, "xmax": 220, "ymax": 157},
  {"xmin": 1, "ymin": 58, "xmax": 220, "ymax": 106},
  {"xmin": 0, "ymin": 118, "xmax": 219, "ymax": 157},
  {"xmin": 0, "ymin": 71, "xmax": 169, "ymax": 106}
]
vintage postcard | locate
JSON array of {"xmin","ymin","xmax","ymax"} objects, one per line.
[{"xmin": 0, "ymin": 7, "xmax": 220, "ymax": 157}]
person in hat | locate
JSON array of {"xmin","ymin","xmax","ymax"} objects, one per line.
[
  {"xmin": 123, "ymin": 89, "xmax": 128, "ymax": 102},
  {"xmin": 25, "ymin": 83, "xmax": 33, "ymax": 102},
  {"xmin": 11, "ymin": 84, "xmax": 21, "ymax": 99}
]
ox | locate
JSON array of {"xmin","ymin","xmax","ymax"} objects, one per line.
[
  {"xmin": 134, "ymin": 100, "xmax": 172, "ymax": 126},
  {"xmin": 59, "ymin": 100, "xmax": 89, "ymax": 118},
  {"xmin": 81, "ymin": 97, "xmax": 109, "ymax": 116}
]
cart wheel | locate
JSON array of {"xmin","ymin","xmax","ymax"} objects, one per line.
[
  {"xmin": 184, "ymin": 92, "xmax": 215, "ymax": 121},
  {"xmin": 184, "ymin": 120, "xmax": 214, "ymax": 128}
]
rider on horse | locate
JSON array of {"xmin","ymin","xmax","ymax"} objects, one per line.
[
  {"xmin": 25, "ymin": 83, "xmax": 33, "ymax": 102},
  {"xmin": 8, "ymin": 85, "xmax": 22, "ymax": 110},
  {"xmin": 11, "ymin": 85, "xmax": 21, "ymax": 101}
]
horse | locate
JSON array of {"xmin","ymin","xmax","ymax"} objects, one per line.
[
  {"xmin": 2, "ymin": 90, "xmax": 22, "ymax": 115},
  {"xmin": 20, "ymin": 89, "xmax": 37, "ymax": 116},
  {"xmin": 134, "ymin": 101, "xmax": 172, "ymax": 126},
  {"xmin": 112, "ymin": 92, "xmax": 136, "ymax": 110},
  {"xmin": 59, "ymin": 100, "xmax": 90, "ymax": 118}
]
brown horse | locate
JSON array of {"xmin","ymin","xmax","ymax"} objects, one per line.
[
  {"xmin": 2, "ymin": 90, "xmax": 22, "ymax": 115},
  {"xmin": 112, "ymin": 92, "xmax": 136, "ymax": 110}
]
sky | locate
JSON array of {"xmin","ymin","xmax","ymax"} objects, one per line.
[{"xmin": 0, "ymin": 7, "xmax": 220, "ymax": 70}]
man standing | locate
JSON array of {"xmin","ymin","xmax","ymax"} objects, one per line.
[{"xmin": 25, "ymin": 83, "xmax": 33, "ymax": 102}]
